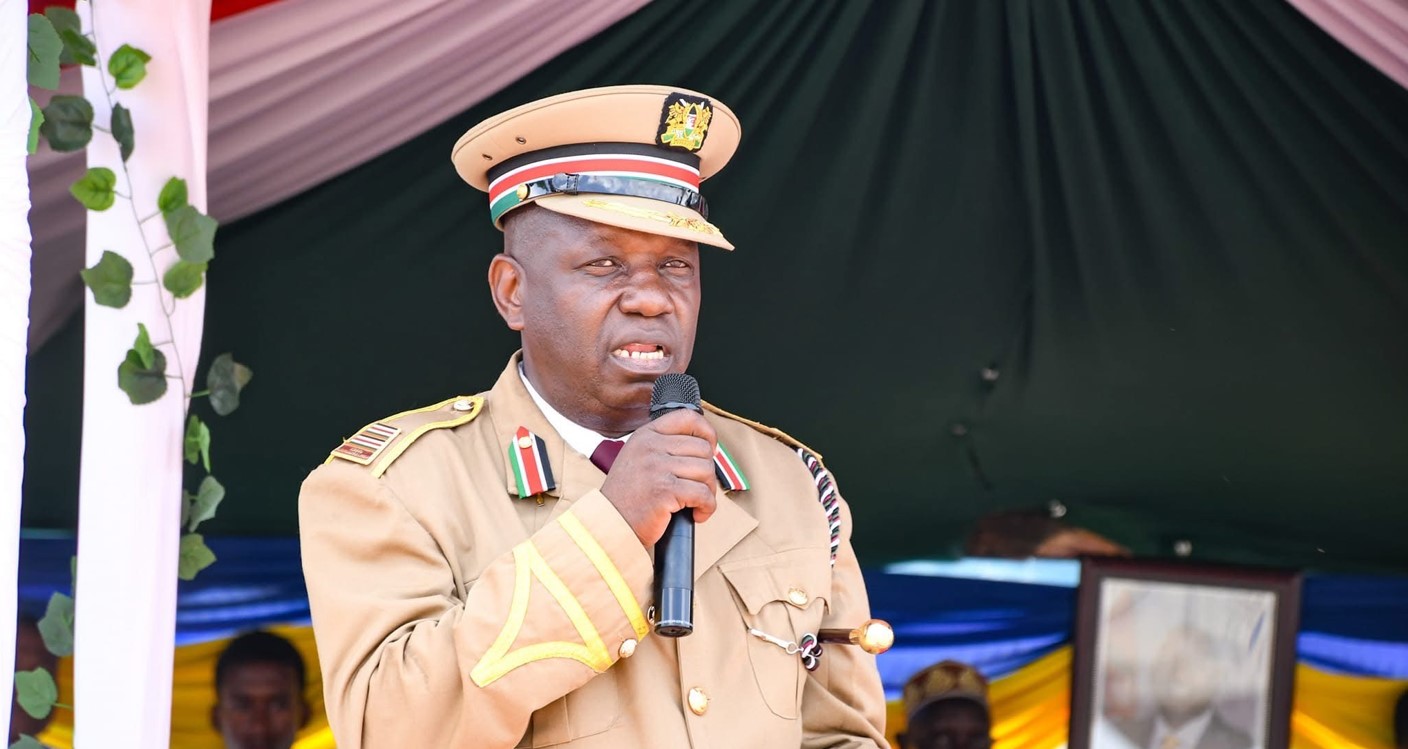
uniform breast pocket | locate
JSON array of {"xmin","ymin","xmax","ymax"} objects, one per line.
[{"xmin": 718, "ymin": 549, "xmax": 832, "ymax": 719}]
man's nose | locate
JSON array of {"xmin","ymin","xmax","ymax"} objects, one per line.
[
  {"xmin": 245, "ymin": 708, "xmax": 273, "ymax": 735},
  {"xmin": 618, "ymin": 272, "xmax": 673, "ymax": 316}
]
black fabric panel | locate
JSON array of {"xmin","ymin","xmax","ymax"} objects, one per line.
[{"xmin": 24, "ymin": 0, "xmax": 1408, "ymax": 570}]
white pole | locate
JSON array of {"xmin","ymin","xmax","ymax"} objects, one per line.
[
  {"xmin": 73, "ymin": 1, "xmax": 210, "ymax": 746},
  {"xmin": 0, "ymin": 0, "xmax": 36, "ymax": 735}
]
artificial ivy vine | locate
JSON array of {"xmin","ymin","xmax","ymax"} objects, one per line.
[{"xmin": 22, "ymin": 4, "xmax": 253, "ymax": 745}]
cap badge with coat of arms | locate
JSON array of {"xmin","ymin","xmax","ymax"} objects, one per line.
[{"xmin": 658, "ymin": 94, "xmax": 713, "ymax": 152}]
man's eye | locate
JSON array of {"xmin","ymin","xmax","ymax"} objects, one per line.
[
  {"xmin": 585, "ymin": 258, "xmax": 618, "ymax": 268},
  {"xmin": 662, "ymin": 259, "xmax": 691, "ymax": 270}
]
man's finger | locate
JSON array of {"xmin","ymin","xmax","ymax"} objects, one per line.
[
  {"xmin": 670, "ymin": 455, "xmax": 719, "ymax": 487},
  {"xmin": 659, "ymin": 434, "xmax": 715, "ymax": 460},
  {"xmin": 647, "ymin": 409, "xmax": 717, "ymax": 443},
  {"xmin": 671, "ymin": 478, "xmax": 717, "ymax": 522}
]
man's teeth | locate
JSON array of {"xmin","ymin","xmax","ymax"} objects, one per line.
[{"xmin": 614, "ymin": 349, "xmax": 665, "ymax": 360}]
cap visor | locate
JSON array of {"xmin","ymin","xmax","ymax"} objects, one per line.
[{"xmin": 529, "ymin": 194, "xmax": 734, "ymax": 250}]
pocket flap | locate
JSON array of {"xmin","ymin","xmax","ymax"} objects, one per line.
[{"xmin": 718, "ymin": 549, "xmax": 832, "ymax": 615}]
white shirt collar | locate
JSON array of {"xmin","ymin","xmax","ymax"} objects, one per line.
[
  {"xmin": 519, "ymin": 364, "xmax": 630, "ymax": 459},
  {"xmin": 1150, "ymin": 709, "xmax": 1214, "ymax": 749}
]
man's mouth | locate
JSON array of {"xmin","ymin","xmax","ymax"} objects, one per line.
[{"xmin": 611, "ymin": 343, "xmax": 666, "ymax": 361}]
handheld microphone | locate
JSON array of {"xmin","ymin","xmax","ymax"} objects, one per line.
[{"xmin": 650, "ymin": 373, "xmax": 700, "ymax": 637}]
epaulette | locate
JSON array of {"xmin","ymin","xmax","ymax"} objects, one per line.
[
  {"xmin": 326, "ymin": 395, "xmax": 485, "ymax": 478},
  {"xmin": 703, "ymin": 401, "xmax": 841, "ymax": 564},
  {"xmin": 701, "ymin": 401, "xmax": 822, "ymax": 462}
]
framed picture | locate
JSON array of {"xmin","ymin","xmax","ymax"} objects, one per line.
[{"xmin": 1069, "ymin": 557, "xmax": 1302, "ymax": 749}]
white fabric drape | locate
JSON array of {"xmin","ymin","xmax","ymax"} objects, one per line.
[
  {"xmin": 73, "ymin": 1, "xmax": 210, "ymax": 746},
  {"xmin": 0, "ymin": 0, "xmax": 35, "ymax": 734},
  {"xmin": 27, "ymin": 0, "xmax": 648, "ymax": 352},
  {"xmin": 1288, "ymin": 0, "xmax": 1408, "ymax": 90}
]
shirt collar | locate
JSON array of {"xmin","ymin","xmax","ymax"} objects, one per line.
[
  {"xmin": 519, "ymin": 363, "xmax": 630, "ymax": 460},
  {"xmin": 1152, "ymin": 710, "xmax": 1214, "ymax": 749}
]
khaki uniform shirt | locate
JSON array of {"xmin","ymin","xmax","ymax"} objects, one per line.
[{"xmin": 300, "ymin": 354, "xmax": 888, "ymax": 748}]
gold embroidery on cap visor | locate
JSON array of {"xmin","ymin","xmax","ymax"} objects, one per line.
[
  {"xmin": 658, "ymin": 96, "xmax": 713, "ymax": 152},
  {"xmin": 581, "ymin": 198, "xmax": 723, "ymax": 237}
]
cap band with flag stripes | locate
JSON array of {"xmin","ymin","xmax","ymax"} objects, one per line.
[{"xmin": 487, "ymin": 143, "xmax": 703, "ymax": 225}]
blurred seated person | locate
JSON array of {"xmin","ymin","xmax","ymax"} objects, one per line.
[
  {"xmin": 9, "ymin": 615, "xmax": 58, "ymax": 746},
  {"xmin": 964, "ymin": 505, "xmax": 1129, "ymax": 559},
  {"xmin": 897, "ymin": 660, "xmax": 992, "ymax": 749},
  {"xmin": 211, "ymin": 630, "xmax": 309, "ymax": 749}
]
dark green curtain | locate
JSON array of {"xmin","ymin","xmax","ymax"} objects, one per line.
[{"xmin": 25, "ymin": 0, "xmax": 1408, "ymax": 570}]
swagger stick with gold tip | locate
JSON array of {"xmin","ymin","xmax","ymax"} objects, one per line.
[{"xmin": 818, "ymin": 619, "xmax": 895, "ymax": 655}]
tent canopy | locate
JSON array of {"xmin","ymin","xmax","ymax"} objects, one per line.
[{"xmin": 23, "ymin": 0, "xmax": 1408, "ymax": 570}]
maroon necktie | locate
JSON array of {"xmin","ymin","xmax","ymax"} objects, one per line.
[{"xmin": 590, "ymin": 439, "xmax": 625, "ymax": 474}]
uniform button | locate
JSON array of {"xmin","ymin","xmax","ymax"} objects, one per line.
[
  {"xmin": 618, "ymin": 638, "xmax": 637, "ymax": 658},
  {"xmin": 517, "ymin": 435, "xmax": 534, "ymax": 449},
  {"xmin": 687, "ymin": 687, "xmax": 709, "ymax": 715},
  {"xmin": 453, "ymin": 398, "xmax": 474, "ymax": 412},
  {"xmin": 787, "ymin": 587, "xmax": 809, "ymax": 607}
]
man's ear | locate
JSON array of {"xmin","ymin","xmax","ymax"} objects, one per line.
[
  {"xmin": 299, "ymin": 697, "xmax": 312, "ymax": 729},
  {"xmin": 488, "ymin": 253, "xmax": 526, "ymax": 331},
  {"xmin": 210, "ymin": 702, "xmax": 222, "ymax": 733}
]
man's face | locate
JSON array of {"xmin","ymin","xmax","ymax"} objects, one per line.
[
  {"xmin": 899, "ymin": 700, "xmax": 992, "ymax": 749},
  {"xmin": 211, "ymin": 662, "xmax": 306, "ymax": 749},
  {"xmin": 1150, "ymin": 629, "xmax": 1217, "ymax": 722},
  {"xmin": 496, "ymin": 210, "xmax": 702, "ymax": 434}
]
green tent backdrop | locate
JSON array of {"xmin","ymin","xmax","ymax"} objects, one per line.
[{"xmin": 23, "ymin": 0, "xmax": 1408, "ymax": 570}]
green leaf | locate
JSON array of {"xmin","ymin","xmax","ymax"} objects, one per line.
[
  {"xmin": 207, "ymin": 353, "xmax": 253, "ymax": 416},
  {"xmin": 187, "ymin": 476, "xmax": 225, "ymax": 532},
  {"xmin": 164, "ymin": 204, "xmax": 217, "ymax": 264},
  {"xmin": 117, "ymin": 344, "xmax": 167, "ymax": 405},
  {"xmin": 39, "ymin": 95, "xmax": 93, "ymax": 152},
  {"xmin": 12, "ymin": 734, "xmax": 48, "ymax": 749},
  {"xmin": 184, "ymin": 414, "xmax": 211, "ymax": 471},
  {"xmin": 37, "ymin": 592, "xmax": 74, "ymax": 658},
  {"xmin": 158, "ymin": 177, "xmax": 188, "ymax": 214},
  {"xmin": 112, "ymin": 103, "xmax": 134, "ymax": 162},
  {"xmin": 45, "ymin": 7, "xmax": 85, "ymax": 66},
  {"xmin": 79, "ymin": 250, "xmax": 133, "ymax": 308},
  {"xmin": 179, "ymin": 490, "xmax": 193, "ymax": 529},
  {"xmin": 58, "ymin": 28, "xmax": 96, "ymax": 67},
  {"xmin": 163, "ymin": 259, "xmax": 206, "ymax": 299},
  {"xmin": 108, "ymin": 44, "xmax": 151, "ymax": 90},
  {"xmin": 69, "ymin": 166, "xmax": 117, "ymax": 211},
  {"xmin": 178, "ymin": 533, "xmax": 216, "ymax": 580},
  {"xmin": 14, "ymin": 668, "xmax": 57, "ymax": 720},
  {"xmin": 26, "ymin": 14, "xmax": 61, "ymax": 90},
  {"xmin": 27, "ymin": 97, "xmax": 43, "ymax": 155},
  {"xmin": 133, "ymin": 322, "xmax": 155, "ymax": 369}
]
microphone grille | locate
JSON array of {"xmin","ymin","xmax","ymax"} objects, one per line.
[{"xmin": 651, "ymin": 373, "xmax": 701, "ymax": 408}]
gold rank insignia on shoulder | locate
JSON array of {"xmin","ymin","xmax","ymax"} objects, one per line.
[
  {"xmin": 657, "ymin": 93, "xmax": 712, "ymax": 152},
  {"xmin": 327, "ymin": 395, "xmax": 484, "ymax": 476},
  {"xmin": 332, "ymin": 422, "xmax": 400, "ymax": 465}
]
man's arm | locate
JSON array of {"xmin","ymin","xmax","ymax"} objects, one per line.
[
  {"xmin": 299, "ymin": 461, "xmax": 652, "ymax": 749},
  {"xmin": 802, "ymin": 496, "xmax": 890, "ymax": 748}
]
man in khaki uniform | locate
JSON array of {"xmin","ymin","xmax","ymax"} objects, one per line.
[{"xmin": 299, "ymin": 85, "xmax": 889, "ymax": 748}]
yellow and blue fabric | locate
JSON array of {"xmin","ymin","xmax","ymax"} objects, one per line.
[
  {"xmin": 15, "ymin": 538, "xmax": 1408, "ymax": 749},
  {"xmin": 869, "ymin": 565, "xmax": 1408, "ymax": 749}
]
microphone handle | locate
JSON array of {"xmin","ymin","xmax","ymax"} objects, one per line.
[
  {"xmin": 653, "ymin": 511, "xmax": 694, "ymax": 637},
  {"xmin": 648, "ymin": 373, "xmax": 701, "ymax": 638}
]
